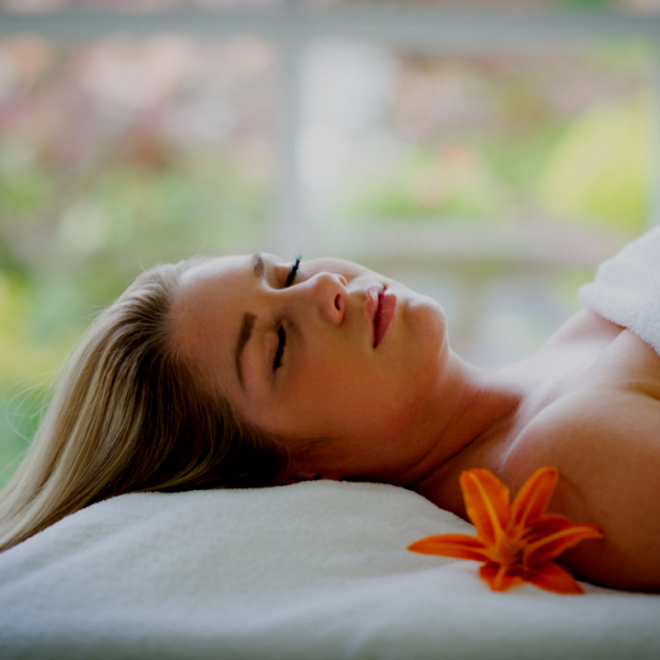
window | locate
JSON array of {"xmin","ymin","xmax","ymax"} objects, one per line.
[{"xmin": 1, "ymin": 0, "xmax": 659, "ymax": 480}]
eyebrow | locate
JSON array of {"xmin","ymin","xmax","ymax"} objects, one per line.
[{"xmin": 234, "ymin": 254, "xmax": 266, "ymax": 389}]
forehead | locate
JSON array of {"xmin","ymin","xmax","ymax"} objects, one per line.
[
  {"xmin": 178, "ymin": 255, "xmax": 248, "ymax": 291},
  {"xmin": 169, "ymin": 255, "xmax": 251, "ymax": 386}
]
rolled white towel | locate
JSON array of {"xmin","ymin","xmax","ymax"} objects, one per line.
[{"xmin": 579, "ymin": 226, "xmax": 660, "ymax": 357}]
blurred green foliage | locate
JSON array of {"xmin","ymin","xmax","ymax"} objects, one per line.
[
  {"xmin": 344, "ymin": 45, "xmax": 652, "ymax": 231},
  {"xmin": 535, "ymin": 94, "xmax": 651, "ymax": 233},
  {"xmin": 348, "ymin": 145, "xmax": 513, "ymax": 221}
]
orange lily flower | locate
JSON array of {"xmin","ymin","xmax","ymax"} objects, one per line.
[{"xmin": 408, "ymin": 467, "xmax": 603, "ymax": 594}]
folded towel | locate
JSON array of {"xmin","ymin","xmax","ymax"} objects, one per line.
[{"xmin": 579, "ymin": 226, "xmax": 660, "ymax": 356}]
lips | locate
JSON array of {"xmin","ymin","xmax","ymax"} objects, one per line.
[{"xmin": 367, "ymin": 285, "xmax": 396, "ymax": 348}]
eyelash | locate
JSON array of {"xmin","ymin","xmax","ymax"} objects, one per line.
[
  {"xmin": 273, "ymin": 254, "xmax": 302, "ymax": 371},
  {"xmin": 284, "ymin": 254, "xmax": 302, "ymax": 288}
]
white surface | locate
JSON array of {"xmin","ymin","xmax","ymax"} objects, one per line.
[
  {"xmin": 0, "ymin": 481, "xmax": 658, "ymax": 659},
  {"xmin": 580, "ymin": 226, "xmax": 660, "ymax": 356}
]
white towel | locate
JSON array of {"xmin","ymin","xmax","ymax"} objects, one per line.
[
  {"xmin": 0, "ymin": 481, "xmax": 659, "ymax": 659},
  {"xmin": 579, "ymin": 226, "xmax": 660, "ymax": 356}
]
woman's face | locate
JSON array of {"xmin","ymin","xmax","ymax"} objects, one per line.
[{"xmin": 171, "ymin": 254, "xmax": 451, "ymax": 483}]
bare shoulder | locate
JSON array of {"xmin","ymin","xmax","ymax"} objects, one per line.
[{"xmin": 504, "ymin": 332, "xmax": 660, "ymax": 591}]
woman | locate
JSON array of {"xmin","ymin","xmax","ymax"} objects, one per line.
[{"xmin": 1, "ymin": 250, "xmax": 659, "ymax": 592}]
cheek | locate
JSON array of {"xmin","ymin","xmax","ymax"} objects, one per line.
[
  {"xmin": 381, "ymin": 298, "xmax": 449, "ymax": 421},
  {"xmin": 393, "ymin": 295, "xmax": 448, "ymax": 375},
  {"xmin": 405, "ymin": 294, "xmax": 448, "ymax": 343}
]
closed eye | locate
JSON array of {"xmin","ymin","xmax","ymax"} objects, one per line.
[
  {"xmin": 273, "ymin": 325, "xmax": 286, "ymax": 371},
  {"xmin": 273, "ymin": 255, "xmax": 302, "ymax": 371}
]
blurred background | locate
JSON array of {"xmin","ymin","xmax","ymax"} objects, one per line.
[{"xmin": 0, "ymin": 0, "xmax": 659, "ymax": 482}]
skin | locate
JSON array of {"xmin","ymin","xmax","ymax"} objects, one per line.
[{"xmin": 170, "ymin": 254, "xmax": 660, "ymax": 592}]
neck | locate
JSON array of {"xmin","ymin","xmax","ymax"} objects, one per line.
[{"xmin": 402, "ymin": 350, "xmax": 533, "ymax": 497}]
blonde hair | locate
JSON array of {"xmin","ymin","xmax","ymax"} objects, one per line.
[{"xmin": 0, "ymin": 259, "xmax": 291, "ymax": 552}]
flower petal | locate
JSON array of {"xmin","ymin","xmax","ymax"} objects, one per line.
[
  {"xmin": 406, "ymin": 467, "xmax": 603, "ymax": 595},
  {"xmin": 510, "ymin": 466, "xmax": 558, "ymax": 530},
  {"xmin": 460, "ymin": 469, "xmax": 511, "ymax": 546},
  {"xmin": 479, "ymin": 562, "xmax": 524, "ymax": 591},
  {"xmin": 524, "ymin": 515, "xmax": 604, "ymax": 564},
  {"xmin": 523, "ymin": 560, "xmax": 585, "ymax": 595},
  {"xmin": 408, "ymin": 534, "xmax": 493, "ymax": 562}
]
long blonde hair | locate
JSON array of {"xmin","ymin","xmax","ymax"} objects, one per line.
[{"xmin": 0, "ymin": 259, "xmax": 291, "ymax": 552}]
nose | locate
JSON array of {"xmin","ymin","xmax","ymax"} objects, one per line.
[{"xmin": 292, "ymin": 272, "xmax": 347, "ymax": 325}]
